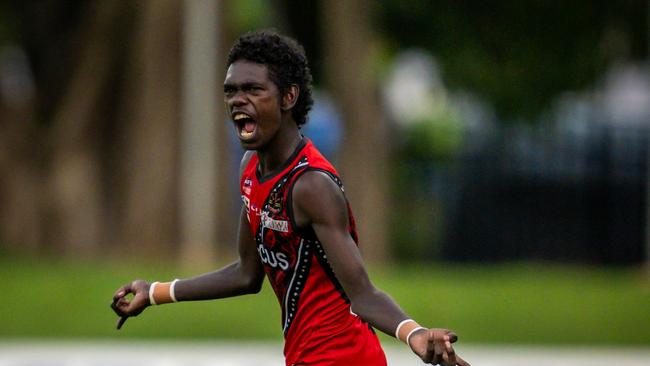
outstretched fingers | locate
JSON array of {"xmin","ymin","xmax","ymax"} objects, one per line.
[
  {"xmin": 441, "ymin": 330, "xmax": 468, "ymax": 366},
  {"xmin": 421, "ymin": 330, "xmax": 466, "ymax": 366},
  {"xmin": 454, "ymin": 354, "xmax": 471, "ymax": 366},
  {"xmin": 423, "ymin": 330, "xmax": 444, "ymax": 364},
  {"xmin": 423, "ymin": 331, "xmax": 435, "ymax": 361},
  {"xmin": 443, "ymin": 335, "xmax": 457, "ymax": 365},
  {"xmin": 446, "ymin": 331, "xmax": 458, "ymax": 344}
]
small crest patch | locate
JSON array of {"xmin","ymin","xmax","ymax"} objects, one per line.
[{"xmin": 268, "ymin": 192, "xmax": 282, "ymax": 214}]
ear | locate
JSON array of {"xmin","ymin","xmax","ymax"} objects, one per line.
[{"xmin": 281, "ymin": 84, "xmax": 299, "ymax": 111}]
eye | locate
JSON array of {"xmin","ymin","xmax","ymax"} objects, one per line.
[
  {"xmin": 244, "ymin": 84, "xmax": 264, "ymax": 94},
  {"xmin": 223, "ymin": 86, "xmax": 235, "ymax": 98}
]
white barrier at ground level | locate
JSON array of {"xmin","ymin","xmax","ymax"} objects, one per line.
[{"xmin": 0, "ymin": 341, "xmax": 648, "ymax": 366}]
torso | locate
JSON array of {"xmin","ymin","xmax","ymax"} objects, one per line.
[{"xmin": 240, "ymin": 138, "xmax": 386, "ymax": 365}]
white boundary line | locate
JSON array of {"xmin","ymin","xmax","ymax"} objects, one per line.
[{"xmin": 0, "ymin": 341, "xmax": 648, "ymax": 366}]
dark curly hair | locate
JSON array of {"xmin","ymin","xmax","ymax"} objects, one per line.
[{"xmin": 227, "ymin": 30, "xmax": 314, "ymax": 126}]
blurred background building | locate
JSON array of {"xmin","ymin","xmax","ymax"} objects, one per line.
[{"xmin": 0, "ymin": 0, "xmax": 648, "ymax": 267}]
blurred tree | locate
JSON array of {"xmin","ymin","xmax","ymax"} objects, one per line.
[
  {"xmin": 0, "ymin": 2, "xmax": 41, "ymax": 253},
  {"xmin": 0, "ymin": 0, "xmax": 111, "ymax": 256},
  {"xmin": 377, "ymin": 0, "xmax": 648, "ymax": 121},
  {"xmin": 322, "ymin": 0, "xmax": 389, "ymax": 262},
  {"xmin": 274, "ymin": 0, "xmax": 323, "ymax": 83},
  {"xmin": 0, "ymin": 0, "xmax": 185, "ymax": 259},
  {"xmin": 47, "ymin": 0, "xmax": 125, "ymax": 257},
  {"xmin": 116, "ymin": 0, "xmax": 182, "ymax": 257}
]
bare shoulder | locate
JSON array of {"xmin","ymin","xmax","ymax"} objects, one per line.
[
  {"xmin": 292, "ymin": 170, "xmax": 347, "ymax": 226},
  {"xmin": 293, "ymin": 170, "xmax": 345, "ymax": 203},
  {"xmin": 238, "ymin": 150, "xmax": 256, "ymax": 178}
]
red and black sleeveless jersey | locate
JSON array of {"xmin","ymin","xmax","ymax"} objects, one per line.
[{"xmin": 240, "ymin": 139, "xmax": 386, "ymax": 365}]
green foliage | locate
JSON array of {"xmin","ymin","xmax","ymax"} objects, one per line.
[
  {"xmin": 390, "ymin": 109, "xmax": 463, "ymax": 261},
  {"xmin": 389, "ymin": 194, "xmax": 441, "ymax": 261},
  {"xmin": 403, "ymin": 113, "xmax": 464, "ymax": 162},
  {"xmin": 0, "ymin": 2, "xmax": 17, "ymax": 43},
  {"xmin": 389, "ymin": 160, "xmax": 444, "ymax": 261},
  {"xmin": 227, "ymin": 0, "xmax": 275, "ymax": 36},
  {"xmin": 1, "ymin": 257, "xmax": 648, "ymax": 345},
  {"xmin": 376, "ymin": 0, "xmax": 648, "ymax": 120}
]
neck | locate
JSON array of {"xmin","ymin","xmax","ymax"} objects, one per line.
[{"xmin": 257, "ymin": 125, "xmax": 302, "ymax": 176}]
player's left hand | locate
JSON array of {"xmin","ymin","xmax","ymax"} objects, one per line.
[{"xmin": 408, "ymin": 328, "xmax": 470, "ymax": 366}]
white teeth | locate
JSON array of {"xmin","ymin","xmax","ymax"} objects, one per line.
[
  {"xmin": 234, "ymin": 113, "xmax": 255, "ymax": 139},
  {"xmin": 233, "ymin": 113, "xmax": 250, "ymax": 121}
]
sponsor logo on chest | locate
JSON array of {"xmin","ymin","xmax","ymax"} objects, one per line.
[
  {"xmin": 261, "ymin": 211, "xmax": 289, "ymax": 232},
  {"xmin": 257, "ymin": 244, "xmax": 290, "ymax": 270}
]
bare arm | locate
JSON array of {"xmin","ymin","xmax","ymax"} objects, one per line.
[
  {"xmin": 175, "ymin": 149, "xmax": 263, "ymax": 300},
  {"xmin": 111, "ymin": 151, "xmax": 264, "ymax": 327},
  {"xmin": 291, "ymin": 171, "xmax": 469, "ymax": 366},
  {"xmin": 173, "ymin": 206, "xmax": 263, "ymax": 300},
  {"xmin": 291, "ymin": 171, "xmax": 405, "ymax": 332}
]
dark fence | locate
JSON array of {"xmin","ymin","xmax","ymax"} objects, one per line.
[{"xmin": 438, "ymin": 123, "xmax": 648, "ymax": 264}]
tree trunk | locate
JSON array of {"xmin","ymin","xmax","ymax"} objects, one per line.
[
  {"xmin": 321, "ymin": 0, "xmax": 389, "ymax": 263},
  {"xmin": 215, "ymin": 1, "xmax": 239, "ymax": 261},
  {"xmin": 178, "ymin": 0, "xmax": 221, "ymax": 268},
  {"xmin": 46, "ymin": 0, "xmax": 123, "ymax": 257},
  {"xmin": 0, "ymin": 85, "xmax": 40, "ymax": 253},
  {"xmin": 115, "ymin": 0, "xmax": 182, "ymax": 258}
]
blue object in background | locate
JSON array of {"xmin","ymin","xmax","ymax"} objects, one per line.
[{"xmin": 300, "ymin": 91, "xmax": 343, "ymax": 163}]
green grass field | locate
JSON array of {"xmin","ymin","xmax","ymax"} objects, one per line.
[{"xmin": 0, "ymin": 256, "xmax": 648, "ymax": 346}]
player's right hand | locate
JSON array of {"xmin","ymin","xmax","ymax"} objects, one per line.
[{"xmin": 110, "ymin": 279, "xmax": 151, "ymax": 330}]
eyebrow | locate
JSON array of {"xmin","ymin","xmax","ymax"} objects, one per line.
[{"xmin": 223, "ymin": 81, "xmax": 264, "ymax": 89}]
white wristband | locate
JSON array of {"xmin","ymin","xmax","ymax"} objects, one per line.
[
  {"xmin": 170, "ymin": 279, "xmax": 180, "ymax": 302},
  {"xmin": 406, "ymin": 326, "xmax": 427, "ymax": 347},
  {"xmin": 395, "ymin": 319, "xmax": 415, "ymax": 339},
  {"xmin": 148, "ymin": 281, "xmax": 159, "ymax": 305}
]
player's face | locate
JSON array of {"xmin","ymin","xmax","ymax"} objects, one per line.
[{"xmin": 224, "ymin": 60, "xmax": 283, "ymax": 150}]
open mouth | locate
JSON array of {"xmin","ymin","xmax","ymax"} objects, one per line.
[{"xmin": 233, "ymin": 112, "xmax": 257, "ymax": 140}]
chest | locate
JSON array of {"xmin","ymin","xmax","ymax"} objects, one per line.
[
  {"xmin": 243, "ymin": 173, "xmax": 309, "ymax": 282},
  {"xmin": 243, "ymin": 174, "xmax": 291, "ymax": 229}
]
